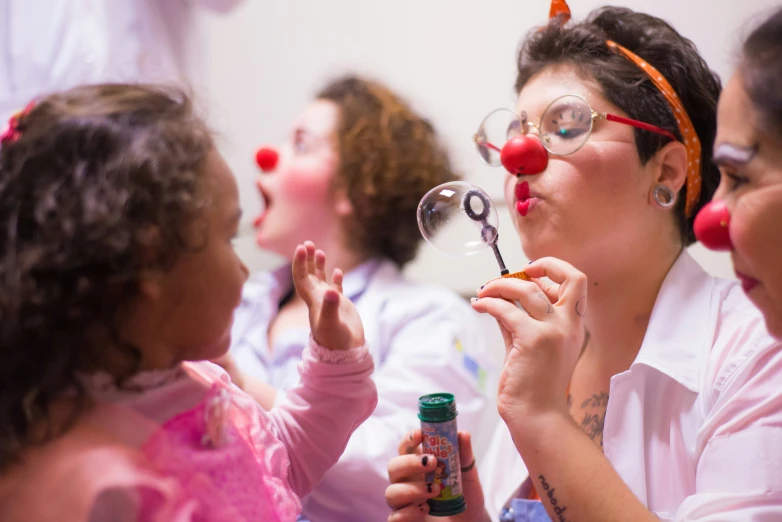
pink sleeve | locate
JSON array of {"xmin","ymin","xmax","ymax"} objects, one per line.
[{"xmin": 265, "ymin": 337, "xmax": 377, "ymax": 497}]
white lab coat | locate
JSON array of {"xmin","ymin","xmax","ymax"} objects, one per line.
[
  {"xmin": 481, "ymin": 252, "xmax": 782, "ymax": 521},
  {"xmin": 230, "ymin": 259, "xmax": 498, "ymax": 522}
]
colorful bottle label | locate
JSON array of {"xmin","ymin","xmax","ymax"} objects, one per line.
[{"xmin": 421, "ymin": 419, "xmax": 463, "ymax": 500}]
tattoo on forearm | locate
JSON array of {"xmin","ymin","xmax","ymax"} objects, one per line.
[
  {"xmin": 580, "ymin": 392, "xmax": 608, "ymax": 408},
  {"xmin": 580, "ymin": 412, "xmax": 605, "ymax": 448},
  {"xmin": 537, "ymin": 475, "xmax": 571, "ymax": 521},
  {"xmin": 580, "ymin": 392, "xmax": 608, "ymax": 448}
]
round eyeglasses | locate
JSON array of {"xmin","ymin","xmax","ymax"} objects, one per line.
[{"xmin": 474, "ymin": 94, "xmax": 679, "ymax": 176}]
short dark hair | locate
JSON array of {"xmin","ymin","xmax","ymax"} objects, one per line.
[
  {"xmin": 0, "ymin": 84, "xmax": 213, "ymax": 471},
  {"xmin": 740, "ymin": 7, "xmax": 782, "ymax": 137},
  {"xmin": 317, "ymin": 75, "xmax": 458, "ymax": 267},
  {"xmin": 515, "ymin": 7, "xmax": 722, "ymax": 245}
]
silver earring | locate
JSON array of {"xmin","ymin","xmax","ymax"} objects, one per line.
[{"xmin": 653, "ymin": 185, "xmax": 675, "ymax": 208}]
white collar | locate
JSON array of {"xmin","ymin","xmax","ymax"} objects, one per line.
[{"xmin": 632, "ymin": 251, "xmax": 716, "ymax": 392}]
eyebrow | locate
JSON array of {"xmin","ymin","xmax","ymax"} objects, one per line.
[{"xmin": 713, "ymin": 143, "xmax": 759, "ymax": 167}]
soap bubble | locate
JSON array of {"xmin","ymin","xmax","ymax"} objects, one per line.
[{"xmin": 417, "ymin": 181, "xmax": 500, "ymax": 258}]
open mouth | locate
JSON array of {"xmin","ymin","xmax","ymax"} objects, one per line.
[{"xmin": 253, "ymin": 182, "xmax": 272, "ymax": 228}]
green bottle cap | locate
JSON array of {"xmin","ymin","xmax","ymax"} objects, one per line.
[{"xmin": 418, "ymin": 393, "xmax": 457, "ymax": 423}]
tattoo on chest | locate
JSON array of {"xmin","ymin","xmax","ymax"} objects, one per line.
[{"xmin": 579, "ymin": 392, "xmax": 608, "ymax": 448}]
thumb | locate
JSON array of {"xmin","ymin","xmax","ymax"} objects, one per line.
[
  {"xmin": 313, "ymin": 288, "xmax": 341, "ymax": 347},
  {"xmin": 317, "ymin": 288, "xmax": 341, "ymax": 323}
]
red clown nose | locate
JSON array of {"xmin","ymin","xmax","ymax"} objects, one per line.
[
  {"xmin": 500, "ymin": 136, "xmax": 548, "ymax": 176},
  {"xmin": 694, "ymin": 200, "xmax": 733, "ymax": 251},
  {"xmin": 255, "ymin": 147, "xmax": 279, "ymax": 172}
]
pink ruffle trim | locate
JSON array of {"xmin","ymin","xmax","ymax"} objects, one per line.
[{"xmin": 307, "ymin": 336, "xmax": 370, "ymax": 364}]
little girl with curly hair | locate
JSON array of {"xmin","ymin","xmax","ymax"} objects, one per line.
[{"xmin": 0, "ymin": 83, "xmax": 377, "ymax": 522}]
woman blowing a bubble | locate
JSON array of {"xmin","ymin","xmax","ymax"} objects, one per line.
[{"xmin": 385, "ymin": 2, "xmax": 782, "ymax": 521}]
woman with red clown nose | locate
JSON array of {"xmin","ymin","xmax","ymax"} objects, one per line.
[
  {"xmin": 385, "ymin": 2, "xmax": 782, "ymax": 522},
  {"xmin": 215, "ymin": 75, "xmax": 495, "ymax": 522},
  {"xmin": 697, "ymin": 8, "xmax": 782, "ymax": 340}
]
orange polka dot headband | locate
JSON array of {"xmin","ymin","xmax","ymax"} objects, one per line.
[{"xmin": 549, "ymin": 0, "xmax": 702, "ymax": 217}]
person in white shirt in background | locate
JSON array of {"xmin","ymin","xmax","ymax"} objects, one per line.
[
  {"xmin": 385, "ymin": 3, "xmax": 782, "ymax": 522},
  {"xmin": 219, "ymin": 75, "xmax": 495, "ymax": 522},
  {"xmin": 704, "ymin": 7, "xmax": 782, "ymax": 342},
  {"xmin": 0, "ymin": 0, "xmax": 243, "ymax": 120}
]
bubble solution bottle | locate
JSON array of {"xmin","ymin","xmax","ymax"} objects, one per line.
[{"xmin": 419, "ymin": 393, "xmax": 466, "ymax": 517}]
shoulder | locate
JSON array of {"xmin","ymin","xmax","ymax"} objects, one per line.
[
  {"xmin": 365, "ymin": 261, "xmax": 475, "ymax": 318},
  {"xmin": 0, "ymin": 419, "xmax": 168, "ymax": 521}
]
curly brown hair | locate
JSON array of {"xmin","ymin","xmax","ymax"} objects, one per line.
[
  {"xmin": 317, "ymin": 76, "xmax": 458, "ymax": 267},
  {"xmin": 0, "ymin": 84, "xmax": 213, "ymax": 471},
  {"xmin": 516, "ymin": 7, "xmax": 722, "ymax": 245}
]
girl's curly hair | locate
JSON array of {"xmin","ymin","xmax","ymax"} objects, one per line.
[{"xmin": 0, "ymin": 84, "xmax": 213, "ymax": 471}]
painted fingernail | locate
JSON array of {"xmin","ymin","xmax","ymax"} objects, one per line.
[
  {"xmin": 409, "ymin": 432, "xmax": 414, "ymax": 441},
  {"xmin": 480, "ymin": 284, "xmax": 485, "ymax": 289},
  {"xmin": 419, "ymin": 503, "xmax": 425, "ymax": 511},
  {"xmin": 422, "ymin": 456, "xmax": 429, "ymax": 466},
  {"xmin": 427, "ymin": 483, "xmax": 433, "ymax": 493},
  {"xmin": 470, "ymin": 297, "xmax": 479, "ymax": 303}
]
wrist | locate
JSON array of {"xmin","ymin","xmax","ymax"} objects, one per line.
[
  {"xmin": 309, "ymin": 336, "xmax": 368, "ymax": 363},
  {"xmin": 501, "ymin": 405, "xmax": 573, "ymax": 449}
]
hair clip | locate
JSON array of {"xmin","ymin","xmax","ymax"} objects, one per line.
[{"xmin": 0, "ymin": 102, "xmax": 36, "ymax": 145}]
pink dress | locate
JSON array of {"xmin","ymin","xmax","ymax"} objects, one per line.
[{"xmin": 0, "ymin": 340, "xmax": 377, "ymax": 522}]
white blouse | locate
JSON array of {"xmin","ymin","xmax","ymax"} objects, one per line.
[{"xmin": 482, "ymin": 252, "xmax": 782, "ymax": 521}]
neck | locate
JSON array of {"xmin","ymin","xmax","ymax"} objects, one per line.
[
  {"xmin": 87, "ymin": 323, "xmax": 177, "ymax": 378},
  {"xmin": 320, "ymin": 246, "xmax": 366, "ymax": 282},
  {"xmin": 580, "ymin": 240, "xmax": 683, "ymax": 366}
]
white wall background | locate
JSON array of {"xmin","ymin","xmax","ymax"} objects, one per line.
[{"xmin": 197, "ymin": 0, "xmax": 781, "ymax": 296}]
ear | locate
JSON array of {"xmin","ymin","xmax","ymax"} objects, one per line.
[
  {"xmin": 137, "ymin": 271, "xmax": 164, "ymax": 302},
  {"xmin": 333, "ymin": 188, "xmax": 354, "ymax": 217},
  {"xmin": 135, "ymin": 226, "xmax": 165, "ymax": 302},
  {"xmin": 648, "ymin": 140, "xmax": 688, "ymax": 206}
]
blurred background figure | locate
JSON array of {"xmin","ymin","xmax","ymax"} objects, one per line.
[
  {"xmin": 0, "ymin": 0, "xmax": 243, "ymax": 119},
  {"xmin": 224, "ymin": 75, "xmax": 496, "ymax": 522}
]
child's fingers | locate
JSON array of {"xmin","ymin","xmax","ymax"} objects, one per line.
[
  {"xmin": 291, "ymin": 244, "xmax": 313, "ymax": 303},
  {"xmin": 314, "ymin": 249, "xmax": 327, "ymax": 281},
  {"xmin": 304, "ymin": 241, "xmax": 316, "ymax": 275},
  {"xmin": 387, "ymin": 454, "xmax": 437, "ymax": 484},
  {"xmin": 397, "ymin": 429, "xmax": 423, "ymax": 456},
  {"xmin": 332, "ymin": 268, "xmax": 344, "ymax": 294},
  {"xmin": 315, "ymin": 288, "xmax": 340, "ymax": 334},
  {"xmin": 387, "ymin": 500, "xmax": 430, "ymax": 521}
]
